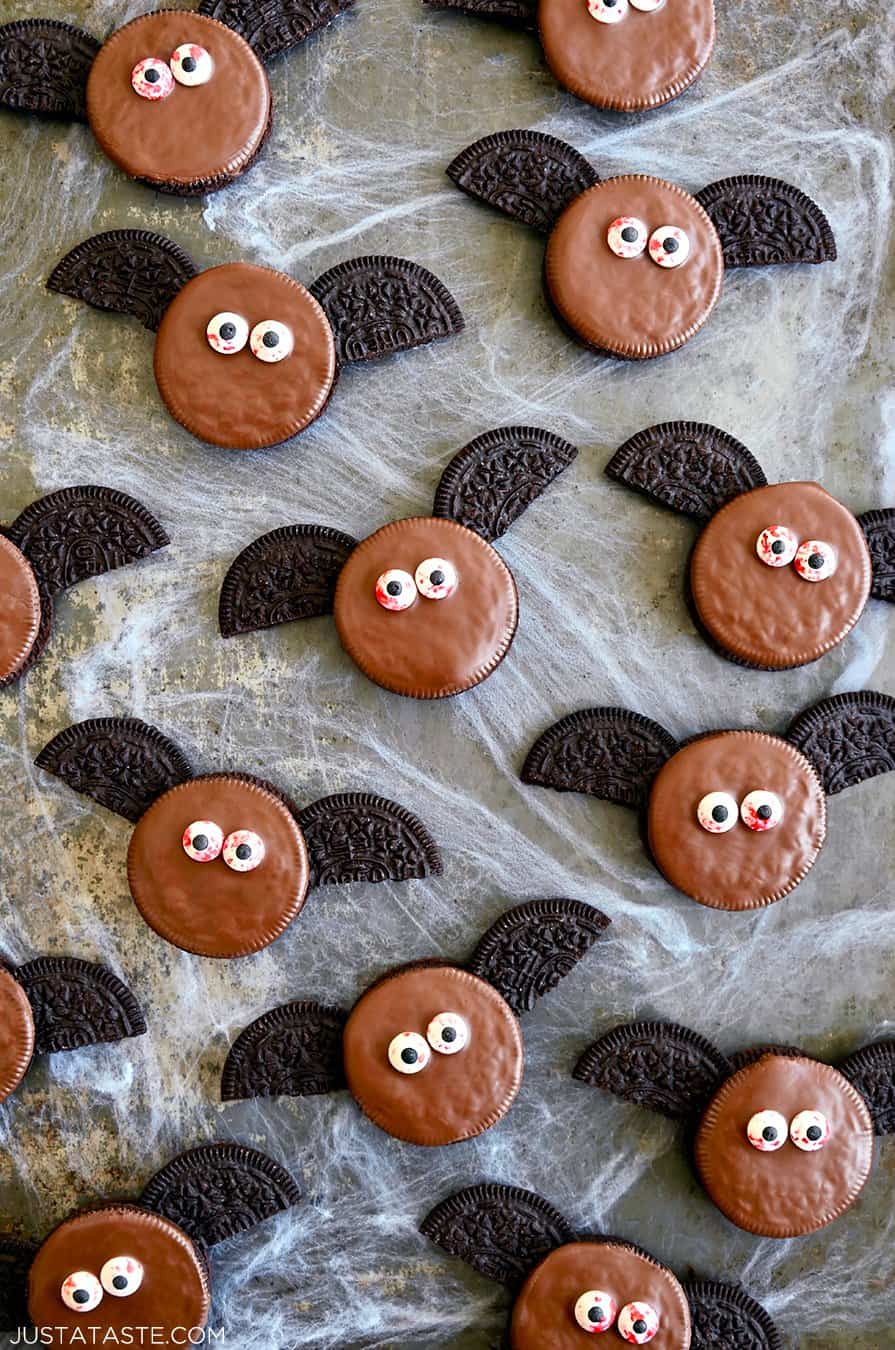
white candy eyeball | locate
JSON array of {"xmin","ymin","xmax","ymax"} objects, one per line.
[
  {"xmin": 375, "ymin": 569, "xmax": 416, "ymax": 611},
  {"xmin": 222, "ymin": 829, "xmax": 265, "ymax": 872},
  {"xmin": 426, "ymin": 1011, "xmax": 469, "ymax": 1055},
  {"xmin": 100, "ymin": 1256, "xmax": 144, "ymax": 1298},
  {"xmin": 756, "ymin": 525, "xmax": 798, "ymax": 568},
  {"xmin": 794, "ymin": 539, "xmax": 837, "ymax": 582},
  {"xmin": 573, "ymin": 1289, "xmax": 617, "ymax": 1333},
  {"xmin": 415, "ymin": 558, "xmax": 458, "ymax": 601},
  {"xmin": 648, "ymin": 226, "xmax": 690, "ymax": 268},
  {"xmin": 182, "ymin": 820, "xmax": 223, "ymax": 862},
  {"xmin": 696, "ymin": 791, "xmax": 738, "ymax": 834},
  {"xmin": 206, "ymin": 312, "xmax": 248, "ymax": 355},
  {"xmin": 250, "ymin": 320, "xmax": 294, "ymax": 363},
  {"xmin": 746, "ymin": 1108, "xmax": 788, "ymax": 1151},
  {"xmin": 170, "ymin": 43, "xmax": 213, "ymax": 86},
  {"xmin": 630, "ymin": 0, "xmax": 665, "ymax": 8},
  {"xmin": 740, "ymin": 790, "xmax": 784, "ymax": 832},
  {"xmin": 387, "ymin": 1031, "xmax": 431, "ymax": 1075},
  {"xmin": 790, "ymin": 1109, "xmax": 830, "ymax": 1151},
  {"xmin": 131, "ymin": 57, "xmax": 174, "ymax": 100},
  {"xmin": 61, "ymin": 1271, "xmax": 103, "ymax": 1312},
  {"xmin": 617, "ymin": 1302, "xmax": 659, "ymax": 1343},
  {"xmin": 607, "ymin": 216, "xmax": 647, "ymax": 259},
  {"xmin": 587, "ymin": 0, "xmax": 628, "ymax": 21}
]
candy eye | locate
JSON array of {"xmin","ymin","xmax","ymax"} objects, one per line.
[
  {"xmin": 206, "ymin": 312, "xmax": 248, "ymax": 355},
  {"xmin": 629, "ymin": 0, "xmax": 664, "ymax": 8},
  {"xmin": 222, "ymin": 829, "xmax": 265, "ymax": 872},
  {"xmin": 170, "ymin": 43, "xmax": 213, "ymax": 86},
  {"xmin": 586, "ymin": 0, "xmax": 628, "ymax": 21},
  {"xmin": 573, "ymin": 1290, "xmax": 617, "ymax": 1333},
  {"xmin": 648, "ymin": 226, "xmax": 690, "ymax": 268},
  {"xmin": 740, "ymin": 790, "xmax": 784, "ymax": 832},
  {"xmin": 426, "ymin": 1011, "xmax": 469, "ymax": 1055},
  {"xmin": 696, "ymin": 791, "xmax": 738, "ymax": 834},
  {"xmin": 100, "ymin": 1256, "xmax": 144, "ymax": 1298},
  {"xmin": 617, "ymin": 1303, "xmax": 659, "ymax": 1344},
  {"xmin": 375, "ymin": 569, "xmax": 416, "ymax": 611},
  {"xmin": 61, "ymin": 1272, "xmax": 103, "ymax": 1312},
  {"xmin": 794, "ymin": 539, "xmax": 837, "ymax": 582},
  {"xmin": 790, "ymin": 1109, "xmax": 830, "ymax": 1151},
  {"xmin": 182, "ymin": 820, "xmax": 223, "ymax": 862},
  {"xmin": 607, "ymin": 217, "xmax": 647, "ymax": 259},
  {"xmin": 746, "ymin": 1109, "xmax": 788, "ymax": 1151},
  {"xmin": 131, "ymin": 57, "xmax": 174, "ymax": 100},
  {"xmin": 415, "ymin": 558, "xmax": 458, "ymax": 601},
  {"xmin": 756, "ymin": 525, "xmax": 798, "ymax": 568},
  {"xmin": 250, "ymin": 320, "xmax": 294, "ymax": 363},
  {"xmin": 387, "ymin": 1031, "xmax": 431, "ymax": 1075}
]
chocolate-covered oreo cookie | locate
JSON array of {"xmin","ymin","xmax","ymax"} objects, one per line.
[
  {"xmin": 577, "ymin": 1021, "xmax": 895, "ymax": 1240},
  {"xmin": 48, "ymin": 232, "xmax": 462, "ymax": 451},
  {"xmin": 0, "ymin": 1, "xmax": 355, "ymax": 195},
  {"xmin": 221, "ymin": 426, "xmax": 576, "ymax": 698},
  {"xmin": 607, "ymin": 422, "xmax": 891, "ymax": 668},
  {"xmin": 448, "ymin": 130, "xmax": 836, "ymax": 361},
  {"xmin": 523, "ymin": 692, "xmax": 895, "ymax": 910},
  {"xmin": 222, "ymin": 899, "xmax": 609, "ymax": 1145},
  {"xmin": 422, "ymin": 1183, "xmax": 780, "ymax": 1347},
  {"xmin": 37, "ymin": 716, "xmax": 441, "ymax": 960}
]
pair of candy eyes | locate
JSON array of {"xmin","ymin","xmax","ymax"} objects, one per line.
[
  {"xmin": 387, "ymin": 1013, "xmax": 469, "ymax": 1073},
  {"xmin": 182, "ymin": 821, "xmax": 265, "ymax": 872},
  {"xmin": 206, "ymin": 314, "xmax": 294, "ymax": 363},
  {"xmin": 588, "ymin": 0, "xmax": 665, "ymax": 24},
  {"xmin": 756, "ymin": 528, "xmax": 837, "ymax": 581},
  {"xmin": 607, "ymin": 218, "xmax": 689, "ymax": 268},
  {"xmin": 375, "ymin": 558, "xmax": 458, "ymax": 611},
  {"xmin": 61, "ymin": 1258, "xmax": 143, "ymax": 1312},
  {"xmin": 697, "ymin": 790, "xmax": 783, "ymax": 833},
  {"xmin": 574, "ymin": 1293, "xmax": 659, "ymax": 1341},
  {"xmin": 746, "ymin": 1109, "xmax": 831, "ymax": 1152},
  {"xmin": 131, "ymin": 45, "xmax": 213, "ymax": 99}
]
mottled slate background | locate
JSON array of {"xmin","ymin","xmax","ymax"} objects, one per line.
[{"xmin": 0, "ymin": 1, "xmax": 893, "ymax": 1346}]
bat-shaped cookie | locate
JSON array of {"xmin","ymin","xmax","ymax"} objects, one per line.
[
  {"xmin": 447, "ymin": 129, "xmax": 836, "ymax": 360},
  {"xmin": 221, "ymin": 898, "xmax": 609, "ymax": 1144},
  {"xmin": 425, "ymin": 0, "xmax": 715, "ymax": 113},
  {"xmin": 605, "ymin": 421, "xmax": 895, "ymax": 669},
  {"xmin": 421, "ymin": 1183, "xmax": 781, "ymax": 1348},
  {"xmin": 0, "ymin": 486, "xmax": 167, "ymax": 689},
  {"xmin": 220, "ymin": 425, "xmax": 577, "ymax": 697},
  {"xmin": 0, "ymin": 956, "xmax": 145, "ymax": 1106},
  {"xmin": 574, "ymin": 1021, "xmax": 895, "ymax": 1239},
  {"xmin": 47, "ymin": 230, "xmax": 463, "ymax": 450},
  {"xmin": 0, "ymin": 1143, "xmax": 298, "ymax": 1336},
  {"xmin": 522, "ymin": 691, "xmax": 895, "ymax": 911},
  {"xmin": 0, "ymin": 2, "xmax": 356, "ymax": 195},
  {"xmin": 35, "ymin": 716, "xmax": 442, "ymax": 959}
]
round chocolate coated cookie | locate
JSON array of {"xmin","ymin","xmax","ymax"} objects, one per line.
[
  {"xmin": 333, "ymin": 517, "xmax": 519, "ymax": 698},
  {"xmin": 511, "ymin": 1241, "xmax": 691, "ymax": 1349},
  {"xmin": 343, "ymin": 965, "xmax": 524, "ymax": 1145},
  {"xmin": 691, "ymin": 482, "xmax": 873, "ymax": 669},
  {"xmin": 154, "ymin": 263, "xmax": 336, "ymax": 449},
  {"xmin": 545, "ymin": 178, "xmax": 723, "ymax": 359},
  {"xmin": 538, "ymin": 0, "xmax": 715, "ymax": 112},
  {"xmin": 695, "ymin": 1055, "xmax": 875, "ymax": 1237},
  {"xmin": 0, "ymin": 967, "xmax": 35, "ymax": 1103},
  {"xmin": 87, "ymin": 12, "xmax": 270, "ymax": 192},
  {"xmin": 647, "ymin": 731, "xmax": 826, "ymax": 910},
  {"xmin": 0, "ymin": 534, "xmax": 41, "ymax": 686},
  {"xmin": 127, "ymin": 775, "xmax": 310, "ymax": 958},
  {"xmin": 28, "ymin": 1204, "xmax": 210, "ymax": 1340}
]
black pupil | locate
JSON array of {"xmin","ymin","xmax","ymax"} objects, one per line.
[
  {"xmin": 762, "ymin": 1125, "xmax": 778, "ymax": 1141},
  {"xmin": 633, "ymin": 1321, "xmax": 648, "ymax": 1334},
  {"xmin": 181, "ymin": 56, "xmax": 197, "ymax": 72},
  {"xmin": 588, "ymin": 1307, "xmax": 604, "ymax": 1323},
  {"xmin": 192, "ymin": 833, "xmax": 208, "ymax": 852},
  {"xmin": 807, "ymin": 1125, "xmax": 822, "ymax": 1140},
  {"xmin": 219, "ymin": 322, "xmax": 236, "ymax": 340},
  {"xmin": 430, "ymin": 570, "xmax": 445, "ymax": 586},
  {"xmin": 386, "ymin": 580, "xmax": 402, "ymax": 597},
  {"xmin": 605, "ymin": 0, "xmax": 617, "ymax": 6},
  {"xmin": 262, "ymin": 330, "xmax": 280, "ymax": 348},
  {"xmin": 112, "ymin": 1276, "xmax": 129, "ymax": 1290},
  {"xmin": 401, "ymin": 1047, "xmax": 418, "ymax": 1064},
  {"xmin": 235, "ymin": 843, "xmax": 252, "ymax": 860},
  {"xmin": 441, "ymin": 1026, "xmax": 456, "ymax": 1043},
  {"xmin": 808, "ymin": 552, "xmax": 825, "ymax": 569},
  {"xmin": 73, "ymin": 1290, "xmax": 90, "ymax": 1305},
  {"xmin": 662, "ymin": 236, "xmax": 679, "ymax": 252},
  {"xmin": 757, "ymin": 804, "xmax": 772, "ymax": 820},
  {"xmin": 771, "ymin": 539, "xmax": 785, "ymax": 554},
  {"xmin": 145, "ymin": 67, "xmax": 160, "ymax": 82},
  {"xmin": 621, "ymin": 226, "xmax": 638, "ymax": 242},
  {"xmin": 711, "ymin": 804, "xmax": 728, "ymax": 823}
]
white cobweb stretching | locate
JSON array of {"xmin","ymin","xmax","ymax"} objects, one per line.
[{"xmin": 0, "ymin": 0, "xmax": 893, "ymax": 1346}]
